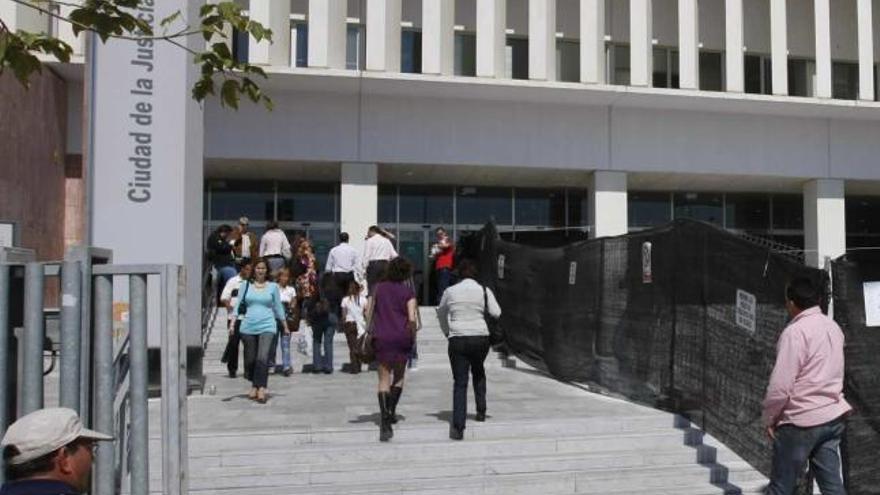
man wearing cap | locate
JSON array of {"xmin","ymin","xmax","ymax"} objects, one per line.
[
  {"xmin": 1, "ymin": 408, "xmax": 112, "ymax": 495},
  {"xmin": 232, "ymin": 216, "xmax": 258, "ymax": 266}
]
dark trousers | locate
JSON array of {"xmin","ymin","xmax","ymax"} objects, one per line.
[
  {"xmin": 436, "ymin": 267, "xmax": 452, "ymax": 299},
  {"xmin": 333, "ymin": 272, "xmax": 355, "ymax": 304},
  {"xmin": 221, "ymin": 322, "xmax": 241, "ymax": 375},
  {"xmin": 448, "ymin": 336, "xmax": 490, "ymax": 431},
  {"xmin": 342, "ymin": 322, "xmax": 361, "ymax": 371},
  {"xmin": 366, "ymin": 260, "xmax": 389, "ymax": 296},
  {"xmin": 768, "ymin": 416, "xmax": 847, "ymax": 495},
  {"xmin": 241, "ymin": 332, "xmax": 274, "ymax": 389}
]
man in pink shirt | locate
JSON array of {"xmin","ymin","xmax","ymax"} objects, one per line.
[{"xmin": 763, "ymin": 277, "xmax": 851, "ymax": 495}]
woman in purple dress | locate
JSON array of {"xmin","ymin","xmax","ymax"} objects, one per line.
[{"xmin": 365, "ymin": 257, "xmax": 418, "ymax": 442}]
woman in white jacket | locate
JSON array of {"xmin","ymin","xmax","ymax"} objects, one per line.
[{"xmin": 436, "ymin": 259, "xmax": 501, "ymax": 440}]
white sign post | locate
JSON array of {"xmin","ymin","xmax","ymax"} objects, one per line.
[{"xmin": 89, "ymin": 0, "xmax": 204, "ymax": 349}]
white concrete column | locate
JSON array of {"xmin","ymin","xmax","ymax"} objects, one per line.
[
  {"xmin": 0, "ymin": 0, "xmax": 49, "ymax": 33},
  {"xmin": 678, "ymin": 0, "xmax": 699, "ymax": 90},
  {"xmin": 308, "ymin": 0, "xmax": 347, "ymax": 69},
  {"xmin": 57, "ymin": 0, "xmax": 85, "ymax": 56},
  {"xmin": 249, "ymin": 0, "xmax": 291, "ymax": 66},
  {"xmin": 366, "ymin": 0, "xmax": 401, "ymax": 72},
  {"xmin": 580, "ymin": 0, "xmax": 605, "ymax": 84},
  {"xmin": 725, "ymin": 0, "xmax": 744, "ymax": 92},
  {"xmin": 589, "ymin": 171, "xmax": 628, "ymax": 239},
  {"xmin": 804, "ymin": 179, "xmax": 846, "ymax": 269},
  {"xmin": 476, "ymin": 0, "xmax": 506, "ymax": 78},
  {"xmin": 422, "ymin": 0, "xmax": 455, "ymax": 75},
  {"xmin": 529, "ymin": 0, "xmax": 556, "ymax": 81},
  {"xmin": 770, "ymin": 0, "xmax": 788, "ymax": 95},
  {"xmin": 629, "ymin": 0, "xmax": 652, "ymax": 87},
  {"xmin": 857, "ymin": 0, "xmax": 875, "ymax": 101},
  {"xmin": 341, "ymin": 163, "xmax": 378, "ymax": 256},
  {"xmin": 813, "ymin": 0, "xmax": 831, "ymax": 98}
]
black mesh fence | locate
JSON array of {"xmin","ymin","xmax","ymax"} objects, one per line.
[
  {"xmin": 831, "ymin": 252, "xmax": 880, "ymax": 494},
  {"xmin": 461, "ymin": 219, "xmax": 880, "ymax": 494}
]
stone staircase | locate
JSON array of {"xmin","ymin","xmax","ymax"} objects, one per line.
[{"xmin": 149, "ymin": 307, "xmax": 770, "ymax": 494}]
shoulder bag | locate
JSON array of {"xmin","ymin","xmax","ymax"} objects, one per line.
[
  {"xmin": 483, "ymin": 285, "xmax": 504, "ymax": 346},
  {"xmin": 355, "ymin": 292, "xmax": 376, "ymax": 363}
]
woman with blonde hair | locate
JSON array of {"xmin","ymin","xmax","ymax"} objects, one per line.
[{"xmin": 365, "ymin": 257, "xmax": 418, "ymax": 441}]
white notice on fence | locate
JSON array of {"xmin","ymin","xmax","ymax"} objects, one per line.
[
  {"xmin": 0, "ymin": 223, "xmax": 12, "ymax": 247},
  {"xmin": 736, "ymin": 289, "xmax": 757, "ymax": 334},
  {"xmin": 569, "ymin": 262, "xmax": 577, "ymax": 285},
  {"xmin": 862, "ymin": 282, "xmax": 880, "ymax": 327},
  {"xmin": 497, "ymin": 254, "xmax": 506, "ymax": 280}
]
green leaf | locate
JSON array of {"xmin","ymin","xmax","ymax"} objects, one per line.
[
  {"xmin": 220, "ymin": 78, "xmax": 241, "ymax": 109},
  {"xmin": 160, "ymin": 11, "xmax": 182, "ymax": 29}
]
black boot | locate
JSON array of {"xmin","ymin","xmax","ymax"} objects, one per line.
[
  {"xmin": 378, "ymin": 392, "xmax": 393, "ymax": 442},
  {"xmin": 388, "ymin": 386, "xmax": 403, "ymax": 424}
]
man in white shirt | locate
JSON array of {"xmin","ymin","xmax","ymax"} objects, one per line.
[
  {"xmin": 259, "ymin": 221, "xmax": 291, "ymax": 274},
  {"xmin": 361, "ymin": 226, "xmax": 398, "ymax": 295},
  {"xmin": 219, "ymin": 263, "xmax": 252, "ymax": 378},
  {"xmin": 326, "ymin": 232, "xmax": 360, "ymax": 309}
]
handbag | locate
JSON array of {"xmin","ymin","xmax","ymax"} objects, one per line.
[
  {"xmin": 355, "ymin": 294, "xmax": 377, "ymax": 363},
  {"xmin": 483, "ymin": 285, "xmax": 504, "ymax": 346},
  {"xmin": 355, "ymin": 330, "xmax": 375, "ymax": 363},
  {"xmin": 237, "ymin": 281, "xmax": 250, "ymax": 316}
]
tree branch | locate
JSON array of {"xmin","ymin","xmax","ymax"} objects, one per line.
[{"xmin": 9, "ymin": 0, "xmax": 205, "ymax": 42}]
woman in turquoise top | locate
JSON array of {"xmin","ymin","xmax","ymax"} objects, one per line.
[{"xmin": 234, "ymin": 258, "xmax": 288, "ymax": 403}]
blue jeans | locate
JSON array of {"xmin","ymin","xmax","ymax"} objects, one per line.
[
  {"xmin": 768, "ymin": 417, "xmax": 847, "ymax": 495},
  {"xmin": 312, "ymin": 313, "xmax": 337, "ymax": 372},
  {"xmin": 278, "ymin": 332, "xmax": 292, "ymax": 371}
]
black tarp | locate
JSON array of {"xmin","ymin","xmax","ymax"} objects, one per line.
[{"xmin": 463, "ymin": 219, "xmax": 879, "ymax": 494}]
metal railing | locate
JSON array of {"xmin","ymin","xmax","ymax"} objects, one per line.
[{"xmin": 0, "ymin": 248, "xmax": 189, "ymax": 495}]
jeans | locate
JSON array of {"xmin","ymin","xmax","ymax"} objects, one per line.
[
  {"xmin": 267, "ymin": 329, "xmax": 279, "ymax": 368},
  {"xmin": 278, "ymin": 332, "xmax": 292, "ymax": 371},
  {"xmin": 312, "ymin": 313, "xmax": 338, "ymax": 372},
  {"xmin": 436, "ymin": 267, "xmax": 452, "ymax": 299},
  {"xmin": 241, "ymin": 332, "xmax": 274, "ymax": 389},
  {"xmin": 266, "ymin": 256, "xmax": 286, "ymax": 275},
  {"xmin": 768, "ymin": 416, "xmax": 847, "ymax": 495},
  {"xmin": 448, "ymin": 336, "xmax": 490, "ymax": 431}
]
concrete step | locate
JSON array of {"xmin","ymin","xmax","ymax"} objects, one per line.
[
  {"xmin": 172, "ymin": 415, "xmax": 681, "ymax": 452},
  {"xmin": 176, "ymin": 455, "xmax": 764, "ymax": 491},
  {"xmin": 176, "ymin": 466, "xmax": 769, "ymax": 495}
]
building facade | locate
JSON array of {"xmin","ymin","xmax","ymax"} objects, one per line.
[{"xmin": 4, "ymin": 0, "xmax": 880, "ymax": 305}]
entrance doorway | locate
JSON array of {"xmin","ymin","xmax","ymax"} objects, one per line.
[{"xmin": 398, "ymin": 226, "xmax": 434, "ymax": 305}]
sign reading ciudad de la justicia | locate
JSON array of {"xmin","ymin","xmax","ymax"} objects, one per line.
[{"xmin": 126, "ymin": 0, "xmax": 156, "ymax": 203}]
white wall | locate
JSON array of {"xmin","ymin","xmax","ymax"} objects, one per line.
[{"xmin": 203, "ymin": 85, "xmax": 880, "ymax": 182}]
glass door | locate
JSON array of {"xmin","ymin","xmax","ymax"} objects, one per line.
[{"xmin": 397, "ymin": 227, "xmax": 432, "ymax": 304}]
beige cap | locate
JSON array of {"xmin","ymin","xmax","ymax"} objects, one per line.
[
  {"xmin": 1, "ymin": 408, "xmax": 113, "ymax": 465},
  {"xmin": 239, "ymin": 216, "xmax": 249, "ymax": 225}
]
